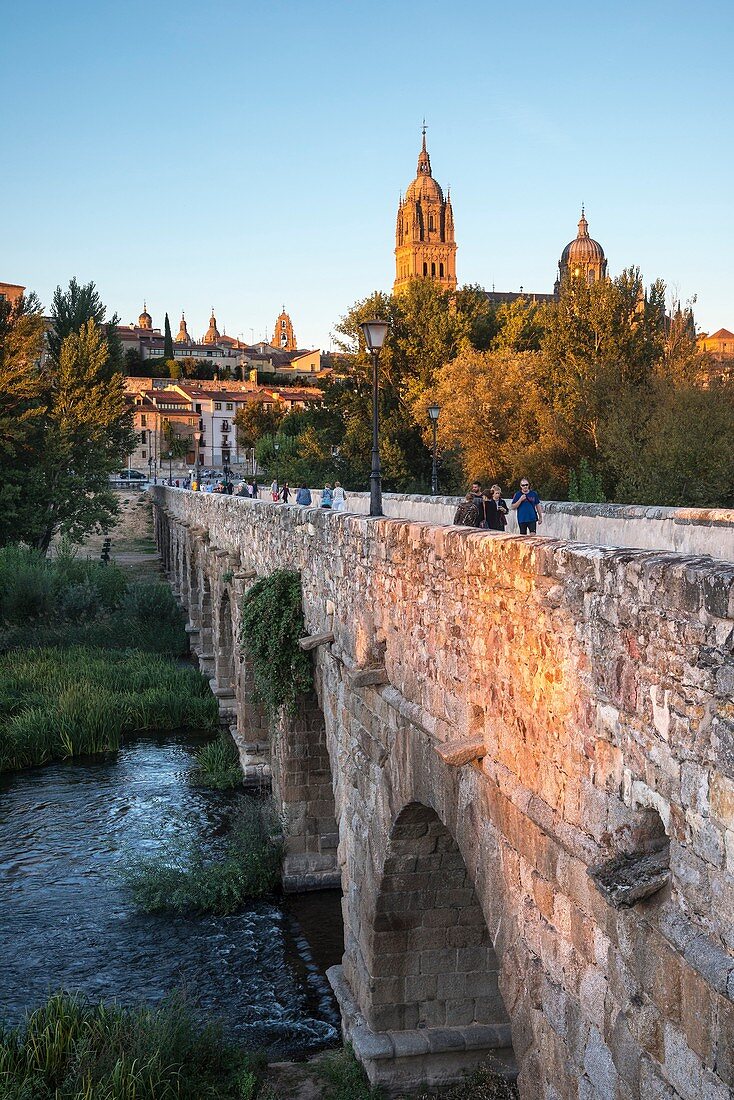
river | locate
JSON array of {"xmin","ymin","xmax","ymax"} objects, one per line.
[{"xmin": 0, "ymin": 732, "xmax": 342, "ymax": 1057}]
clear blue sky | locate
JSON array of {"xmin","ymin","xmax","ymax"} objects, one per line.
[{"xmin": 2, "ymin": 0, "xmax": 731, "ymax": 349}]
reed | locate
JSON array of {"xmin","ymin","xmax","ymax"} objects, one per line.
[
  {"xmin": 0, "ymin": 991, "xmax": 261, "ymax": 1099},
  {"xmin": 121, "ymin": 798, "xmax": 282, "ymax": 915},
  {"xmin": 0, "ymin": 648, "xmax": 218, "ymax": 773},
  {"xmin": 190, "ymin": 735, "xmax": 243, "ymax": 790}
]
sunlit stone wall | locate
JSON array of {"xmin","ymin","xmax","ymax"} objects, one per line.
[{"xmin": 153, "ymin": 487, "xmax": 734, "ymax": 1100}]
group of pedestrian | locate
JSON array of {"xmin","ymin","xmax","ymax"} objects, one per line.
[
  {"xmin": 453, "ymin": 477, "xmax": 543, "ymax": 535},
  {"xmin": 265, "ymin": 480, "xmax": 347, "ymax": 510}
]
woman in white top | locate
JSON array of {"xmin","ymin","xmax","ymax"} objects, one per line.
[{"xmin": 332, "ymin": 481, "xmax": 346, "ymax": 512}]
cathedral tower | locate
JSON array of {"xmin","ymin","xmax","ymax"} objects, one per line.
[{"xmin": 394, "ymin": 128, "xmax": 457, "ymax": 293}]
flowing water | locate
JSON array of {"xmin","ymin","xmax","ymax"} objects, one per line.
[{"xmin": 0, "ymin": 732, "xmax": 342, "ymax": 1057}]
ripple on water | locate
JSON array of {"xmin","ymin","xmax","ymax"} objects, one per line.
[{"xmin": 0, "ymin": 733, "xmax": 340, "ymax": 1057}]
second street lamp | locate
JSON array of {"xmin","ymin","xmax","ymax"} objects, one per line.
[
  {"xmin": 359, "ymin": 318, "xmax": 389, "ymax": 517},
  {"xmin": 427, "ymin": 404, "xmax": 440, "ymax": 495},
  {"xmin": 167, "ymin": 451, "xmax": 173, "ymax": 485}
]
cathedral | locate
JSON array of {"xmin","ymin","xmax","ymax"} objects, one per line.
[{"xmin": 393, "ymin": 131, "xmax": 608, "ymax": 301}]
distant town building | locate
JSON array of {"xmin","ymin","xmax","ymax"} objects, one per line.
[
  {"xmin": 0, "ymin": 281, "xmax": 25, "ymax": 307},
  {"xmin": 125, "ymin": 380, "xmax": 323, "ymax": 472},
  {"xmin": 697, "ymin": 328, "xmax": 734, "ymax": 360},
  {"xmin": 118, "ymin": 305, "xmax": 324, "ymax": 381}
]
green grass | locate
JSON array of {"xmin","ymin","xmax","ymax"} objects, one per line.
[
  {"xmin": 0, "ymin": 991, "xmax": 265, "ymax": 1099},
  {"xmin": 121, "ymin": 798, "xmax": 283, "ymax": 915},
  {"xmin": 315, "ymin": 1046, "xmax": 385, "ymax": 1099},
  {"xmin": 190, "ymin": 734, "xmax": 243, "ymax": 790},
  {"xmin": 0, "ymin": 648, "xmax": 218, "ymax": 772}
]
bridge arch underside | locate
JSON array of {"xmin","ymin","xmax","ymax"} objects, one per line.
[{"xmin": 331, "ymin": 718, "xmax": 518, "ymax": 1097}]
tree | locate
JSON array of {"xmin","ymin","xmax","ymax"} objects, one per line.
[
  {"xmin": 164, "ymin": 313, "xmax": 174, "ymax": 361},
  {"xmin": 28, "ymin": 320, "xmax": 135, "ymax": 551},
  {"xmin": 234, "ymin": 399, "xmax": 285, "ymax": 449},
  {"xmin": 0, "ymin": 292, "xmax": 47, "ymax": 546},
  {"xmin": 162, "ymin": 421, "xmax": 191, "ymax": 459},
  {"xmin": 49, "ymin": 277, "xmax": 123, "ymax": 378}
]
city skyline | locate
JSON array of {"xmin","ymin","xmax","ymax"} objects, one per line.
[{"xmin": 2, "ymin": 1, "xmax": 731, "ymax": 348}]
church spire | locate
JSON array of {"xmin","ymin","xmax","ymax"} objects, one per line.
[
  {"xmin": 578, "ymin": 204, "xmax": 589, "ymax": 237},
  {"xmin": 417, "ymin": 120, "xmax": 431, "ymax": 176}
]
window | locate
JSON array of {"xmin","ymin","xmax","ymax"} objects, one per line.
[
  {"xmin": 195, "ymin": 404, "xmax": 201, "ymax": 413},
  {"xmin": 142, "ymin": 449, "xmax": 146, "ymax": 459},
  {"xmin": 226, "ymin": 402, "xmax": 233, "ymax": 410},
  {"xmin": 423, "ymin": 262, "xmax": 428, "ymax": 276},
  {"xmin": 440, "ymin": 263, "xmax": 444, "ymax": 278},
  {"xmin": 141, "ymin": 414, "xmax": 147, "ymax": 427},
  {"xmin": 215, "ymin": 402, "xmax": 221, "ymax": 410},
  {"xmin": 429, "ymin": 214, "xmax": 434, "ymax": 231},
  {"xmin": 431, "ymin": 262, "xmax": 436, "ymax": 277}
]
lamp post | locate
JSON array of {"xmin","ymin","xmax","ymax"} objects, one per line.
[
  {"xmin": 194, "ymin": 431, "xmax": 202, "ymax": 490},
  {"xmin": 273, "ymin": 440, "xmax": 280, "ymax": 494},
  {"xmin": 427, "ymin": 405, "xmax": 440, "ymax": 495},
  {"xmin": 359, "ymin": 318, "xmax": 389, "ymax": 517},
  {"xmin": 167, "ymin": 451, "xmax": 173, "ymax": 485},
  {"xmin": 147, "ymin": 455, "xmax": 153, "ymax": 483}
]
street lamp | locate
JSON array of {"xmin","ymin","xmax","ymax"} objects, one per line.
[
  {"xmin": 167, "ymin": 451, "xmax": 173, "ymax": 485},
  {"xmin": 273, "ymin": 440, "xmax": 280, "ymax": 493},
  {"xmin": 427, "ymin": 405, "xmax": 440, "ymax": 495},
  {"xmin": 359, "ymin": 318, "xmax": 389, "ymax": 517},
  {"xmin": 147, "ymin": 455, "xmax": 153, "ymax": 483},
  {"xmin": 194, "ymin": 431, "xmax": 203, "ymax": 490}
]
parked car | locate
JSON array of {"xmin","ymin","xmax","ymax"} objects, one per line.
[{"xmin": 117, "ymin": 470, "xmax": 148, "ymax": 481}]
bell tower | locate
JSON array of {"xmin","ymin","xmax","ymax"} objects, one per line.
[
  {"xmin": 273, "ymin": 308, "xmax": 297, "ymax": 351},
  {"xmin": 394, "ymin": 126, "xmax": 457, "ymax": 292}
]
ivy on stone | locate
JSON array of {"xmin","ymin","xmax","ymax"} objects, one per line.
[{"xmin": 238, "ymin": 570, "xmax": 313, "ymax": 718}]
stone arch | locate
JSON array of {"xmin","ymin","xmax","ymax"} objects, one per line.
[
  {"xmin": 185, "ymin": 544, "xmax": 200, "ymax": 628},
  {"xmin": 366, "ymin": 801, "xmax": 512, "ymax": 1037},
  {"xmin": 196, "ymin": 567, "xmax": 214, "ymax": 676},
  {"xmin": 215, "ymin": 589, "xmax": 235, "ymax": 690}
]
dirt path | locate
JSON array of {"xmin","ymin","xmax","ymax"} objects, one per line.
[{"xmin": 69, "ymin": 491, "xmax": 161, "ymax": 581}]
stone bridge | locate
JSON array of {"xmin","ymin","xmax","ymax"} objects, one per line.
[{"xmin": 152, "ymin": 487, "xmax": 734, "ymax": 1100}]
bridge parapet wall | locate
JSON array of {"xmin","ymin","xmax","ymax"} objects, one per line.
[
  {"xmin": 153, "ymin": 487, "xmax": 734, "ymax": 1099},
  {"xmin": 307, "ymin": 490, "xmax": 734, "ymax": 562}
]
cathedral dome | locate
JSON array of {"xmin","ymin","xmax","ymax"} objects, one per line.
[
  {"xmin": 175, "ymin": 313, "xmax": 191, "ymax": 344},
  {"xmin": 202, "ymin": 309, "xmax": 220, "ymax": 345},
  {"xmin": 561, "ymin": 209, "xmax": 605, "ymax": 267},
  {"xmin": 405, "ymin": 172, "xmax": 444, "ymax": 205},
  {"xmin": 138, "ymin": 302, "xmax": 152, "ymax": 329}
]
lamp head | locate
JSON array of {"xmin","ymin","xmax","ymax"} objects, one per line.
[
  {"xmin": 427, "ymin": 404, "xmax": 440, "ymax": 422},
  {"xmin": 360, "ymin": 318, "xmax": 389, "ymax": 352}
]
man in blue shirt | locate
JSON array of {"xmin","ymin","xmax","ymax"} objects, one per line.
[{"xmin": 510, "ymin": 477, "xmax": 543, "ymax": 534}]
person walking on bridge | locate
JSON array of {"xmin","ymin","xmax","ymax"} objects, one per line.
[
  {"xmin": 510, "ymin": 477, "xmax": 543, "ymax": 534},
  {"xmin": 453, "ymin": 493, "xmax": 480, "ymax": 527}
]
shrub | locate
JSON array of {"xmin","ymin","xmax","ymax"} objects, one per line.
[
  {"xmin": 124, "ymin": 582, "xmax": 183, "ymax": 626},
  {"xmin": 0, "ymin": 546, "xmax": 56, "ymax": 624},
  {"xmin": 191, "ymin": 735, "xmax": 243, "ymax": 790},
  {"xmin": 239, "ymin": 570, "xmax": 313, "ymax": 718},
  {"xmin": 121, "ymin": 798, "xmax": 283, "ymax": 915},
  {"xmin": 0, "ymin": 991, "xmax": 256, "ymax": 1099},
  {"xmin": 57, "ymin": 581, "xmax": 100, "ymax": 622}
]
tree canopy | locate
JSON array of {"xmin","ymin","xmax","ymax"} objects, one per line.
[{"xmin": 0, "ymin": 280, "xmax": 134, "ymax": 550}]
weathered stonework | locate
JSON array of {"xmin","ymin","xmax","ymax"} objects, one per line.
[{"xmin": 153, "ymin": 489, "xmax": 734, "ymax": 1100}]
